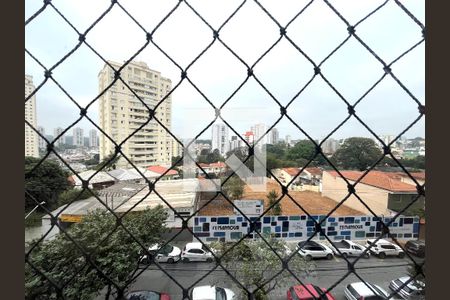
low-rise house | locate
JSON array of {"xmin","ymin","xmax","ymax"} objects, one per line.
[
  {"xmin": 322, "ymin": 171, "xmax": 425, "ymax": 216},
  {"xmin": 271, "ymin": 167, "xmax": 323, "ymax": 186},
  {"xmin": 68, "ymin": 170, "xmax": 116, "ymax": 189},
  {"xmin": 147, "ymin": 165, "xmax": 179, "ymax": 180}
]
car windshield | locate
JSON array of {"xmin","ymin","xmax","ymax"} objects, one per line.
[
  {"xmin": 160, "ymin": 245, "xmax": 174, "ymax": 255},
  {"xmin": 216, "ymin": 287, "xmax": 227, "ymax": 300}
]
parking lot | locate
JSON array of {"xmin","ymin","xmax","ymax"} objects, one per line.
[{"xmin": 111, "ymin": 240, "xmax": 424, "ymax": 300}]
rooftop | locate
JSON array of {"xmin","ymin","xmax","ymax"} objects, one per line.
[
  {"xmin": 147, "ymin": 165, "xmax": 178, "ymax": 176},
  {"xmin": 326, "ymin": 170, "xmax": 417, "ymax": 192}
]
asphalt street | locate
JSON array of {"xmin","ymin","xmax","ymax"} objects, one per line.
[
  {"xmin": 95, "ymin": 238, "xmax": 424, "ymax": 300},
  {"xmin": 126, "ymin": 255, "xmax": 422, "ymax": 299}
]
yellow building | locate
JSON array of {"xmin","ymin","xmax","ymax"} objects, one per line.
[{"xmin": 98, "ymin": 61, "xmax": 173, "ymax": 168}]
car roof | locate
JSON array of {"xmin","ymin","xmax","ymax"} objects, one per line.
[
  {"xmin": 367, "ymin": 239, "xmax": 393, "ymax": 245},
  {"xmin": 192, "ymin": 285, "xmax": 216, "ymax": 299},
  {"xmin": 397, "ymin": 277, "xmax": 425, "ymax": 290},
  {"xmin": 291, "ymin": 284, "xmax": 327, "ymax": 298},
  {"xmin": 185, "ymin": 242, "xmax": 203, "ymax": 250},
  {"xmin": 349, "ymin": 282, "xmax": 388, "ymax": 297}
]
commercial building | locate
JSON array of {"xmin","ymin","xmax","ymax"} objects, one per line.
[
  {"xmin": 25, "ymin": 75, "xmax": 39, "ymax": 158},
  {"xmin": 89, "ymin": 129, "xmax": 98, "ymax": 148},
  {"xmin": 42, "ymin": 179, "xmax": 201, "ymax": 239},
  {"xmin": 98, "ymin": 60, "xmax": 173, "ymax": 168},
  {"xmin": 211, "ymin": 123, "xmax": 229, "ymax": 156},
  {"xmin": 73, "ymin": 127, "xmax": 84, "ymax": 147}
]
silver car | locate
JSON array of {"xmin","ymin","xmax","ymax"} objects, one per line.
[
  {"xmin": 389, "ymin": 276, "xmax": 425, "ymax": 299},
  {"xmin": 344, "ymin": 282, "xmax": 389, "ymax": 300}
]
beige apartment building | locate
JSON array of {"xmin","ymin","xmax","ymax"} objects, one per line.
[
  {"xmin": 25, "ymin": 75, "xmax": 39, "ymax": 158},
  {"xmin": 98, "ymin": 61, "xmax": 173, "ymax": 168}
]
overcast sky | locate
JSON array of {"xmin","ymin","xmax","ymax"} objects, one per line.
[{"xmin": 25, "ymin": 0, "xmax": 425, "ymax": 142}]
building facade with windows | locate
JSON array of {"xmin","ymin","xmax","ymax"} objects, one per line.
[
  {"xmin": 54, "ymin": 127, "xmax": 65, "ymax": 147},
  {"xmin": 73, "ymin": 127, "xmax": 84, "ymax": 147},
  {"xmin": 89, "ymin": 129, "xmax": 98, "ymax": 148},
  {"xmin": 25, "ymin": 75, "xmax": 39, "ymax": 158},
  {"xmin": 98, "ymin": 61, "xmax": 173, "ymax": 168},
  {"xmin": 211, "ymin": 123, "xmax": 229, "ymax": 156}
]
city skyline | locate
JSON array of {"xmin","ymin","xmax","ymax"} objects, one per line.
[{"xmin": 26, "ymin": 0, "xmax": 425, "ymax": 143}]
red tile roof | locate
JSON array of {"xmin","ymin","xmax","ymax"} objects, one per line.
[
  {"xmin": 283, "ymin": 167, "xmax": 300, "ymax": 177},
  {"xmin": 305, "ymin": 167, "xmax": 322, "ymax": 176},
  {"xmin": 244, "ymin": 131, "xmax": 254, "ymax": 136},
  {"xmin": 326, "ymin": 170, "xmax": 417, "ymax": 192},
  {"xmin": 147, "ymin": 165, "xmax": 178, "ymax": 176},
  {"xmin": 209, "ymin": 161, "xmax": 226, "ymax": 168}
]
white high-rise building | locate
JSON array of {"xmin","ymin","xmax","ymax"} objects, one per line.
[
  {"xmin": 37, "ymin": 126, "xmax": 46, "ymax": 150},
  {"xmin": 267, "ymin": 127, "xmax": 279, "ymax": 144},
  {"xmin": 251, "ymin": 123, "xmax": 268, "ymax": 147},
  {"xmin": 285, "ymin": 135, "xmax": 292, "ymax": 145},
  {"xmin": 54, "ymin": 127, "xmax": 65, "ymax": 147},
  {"xmin": 322, "ymin": 138, "xmax": 340, "ymax": 155},
  {"xmin": 98, "ymin": 61, "xmax": 173, "ymax": 167},
  {"xmin": 211, "ymin": 123, "xmax": 229, "ymax": 156},
  {"xmin": 25, "ymin": 75, "xmax": 39, "ymax": 158},
  {"xmin": 73, "ymin": 127, "xmax": 84, "ymax": 147},
  {"xmin": 89, "ymin": 129, "xmax": 98, "ymax": 148}
]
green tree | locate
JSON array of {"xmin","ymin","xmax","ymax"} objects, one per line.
[
  {"xmin": 222, "ymin": 175, "xmax": 245, "ymax": 200},
  {"xmin": 95, "ymin": 153, "xmax": 120, "ymax": 171},
  {"xmin": 210, "ymin": 237, "xmax": 314, "ymax": 300},
  {"xmin": 267, "ymin": 190, "xmax": 281, "ymax": 215},
  {"xmin": 25, "ymin": 157, "xmax": 70, "ymax": 211},
  {"xmin": 332, "ymin": 137, "xmax": 382, "ymax": 171},
  {"xmin": 286, "ymin": 140, "xmax": 326, "ymax": 166},
  {"xmin": 171, "ymin": 155, "xmax": 183, "ymax": 167},
  {"xmin": 25, "ymin": 206, "xmax": 168, "ymax": 300}
]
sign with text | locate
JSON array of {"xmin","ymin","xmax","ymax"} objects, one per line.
[{"xmin": 233, "ymin": 200, "xmax": 264, "ymax": 216}]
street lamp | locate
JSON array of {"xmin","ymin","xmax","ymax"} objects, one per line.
[{"xmin": 25, "ymin": 201, "xmax": 46, "ymax": 220}]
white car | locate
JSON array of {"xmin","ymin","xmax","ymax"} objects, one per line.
[
  {"xmin": 330, "ymin": 240, "xmax": 370, "ymax": 258},
  {"xmin": 365, "ymin": 239, "xmax": 405, "ymax": 258},
  {"xmin": 181, "ymin": 242, "xmax": 214, "ymax": 262},
  {"xmin": 389, "ymin": 276, "xmax": 425, "ymax": 299},
  {"xmin": 344, "ymin": 282, "xmax": 389, "ymax": 300},
  {"xmin": 191, "ymin": 285, "xmax": 236, "ymax": 300},
  {"xmin": 297, "ymin": 240, "xmax": 334, "ymax": 260},
  {"xmin": 139, "ymin": 244, "xmax": 181, "ymax": 264}
]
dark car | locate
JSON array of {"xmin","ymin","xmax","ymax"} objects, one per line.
[
  {"xmin": 405, "ymin": 240, "xmax": 425, "ymax": 258},
  {"xmin": 126, "ymin": 290, "xmax": 170, "ymax": 300}
]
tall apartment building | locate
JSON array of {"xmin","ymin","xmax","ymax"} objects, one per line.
[
  {"xmin": 25, "ymin": 75, "xmax": 39, "ymax": 158},
  {"xmin": 267, "ymin": 127, "xmax": 279, "ymax": 144},
  {"xmin": 251, "ymin": 123, "xmax": 268, "ymax": 147},
  {"xmin": 37, "ymin": 126, "xmax": 46, "ymax": 150},
  {"xmin": 54, "ymin": 127, "xmax": 65, "ymax": 147},
  {"xmin": 322, "ymin": 138, "xmax": 340, "ymax": 155},
  {"xmin": 211, "ymin": 123, "xmax": 229, "ymax": 156},
  {"xmin": 73, "ymin": 127, "xmax": 84, "ymax": 147},
  {"xmin": 89, "ymin": 129, "xmax": 99, "ymax": 148},
  {"xmin": 98, "ymin": 61, "xmax": 172, "ymax": 168}
]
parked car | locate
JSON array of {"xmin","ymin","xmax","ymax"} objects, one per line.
[
  {"xmin": 404, "ymin": 240, "xmax": 425, "ymax": 258},
  {"xmin": 191, "ymin": 285, "xmax": 236, "ymax": 300},
  {"xmin": 139, "ymin": 244, "xmax": 181, "ymax": 264},
  {"xmin": 126, "ymin": 290, "xmax": 171, "ymax": 300},
  {"xmin": 181, "ymin": 242, "xmax": 214, "ymax": 262},
  {"xmin": 389, "ymin": 276, "xmax": 425, "ymax": 299},
  {"xmin": 330, "ymin": 240, "xmax": 370, "ymax": 258},
  {"xmin": 297, "ymin": 240, "xmax": 334, "ymax": 261},
  {"xmin": 365, "ymin": 239, "xmax": 405, "ymax": 258},
  {"xmin": 344, "ymin": 282, "xmax": 389, "ymax": 300},
  {"xmin": 287, "ymin": 284, "xmax": 336, "ymax": 300}
]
